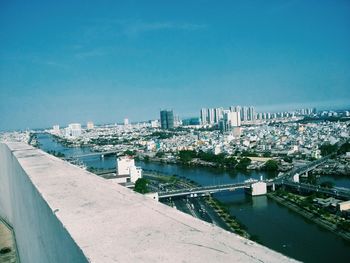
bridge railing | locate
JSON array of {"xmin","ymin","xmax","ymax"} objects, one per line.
[{"xmin": 158, "ymin": 182, "xmax": 254, "ymax": 197}]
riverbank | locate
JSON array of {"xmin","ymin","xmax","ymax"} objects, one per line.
[
  {"xmin": 142, "ymin": 170, "xmax": 251, "ymax": 239},
  {"xmin": 35, "ymin": 132, "xmax": 350, "ymax": 262},
  {"xmin": 267, "ymin": 192, "xmax": 350, "ymax": 242}
]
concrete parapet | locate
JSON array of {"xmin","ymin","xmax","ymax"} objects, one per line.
[{"xmin": 0, "ymin": 143, "xmax": 297, "ymax": 262}]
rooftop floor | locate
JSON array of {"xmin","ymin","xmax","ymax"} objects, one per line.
[{"xmin": 2, "ymin": 142, "xmax": 298, "ymax": 262}]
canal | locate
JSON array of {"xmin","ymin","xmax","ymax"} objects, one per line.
[{"xmin": 37, "ymin": 133, "xmax": 350, "ymax": 262}]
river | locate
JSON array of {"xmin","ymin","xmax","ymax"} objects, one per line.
[{"xmin": 37, "ymin": 133, "xmax": 350, "ymax": 262}]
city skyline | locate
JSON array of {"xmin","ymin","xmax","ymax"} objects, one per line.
[
  {"xmin": 0, "ymin": 103, "xmax": 347, "ymax": 132},
  {"xmin": 1, "ymin": 0, "xmax": 350, "ymax": 130}
]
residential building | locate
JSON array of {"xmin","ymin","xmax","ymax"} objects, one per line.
[
  {"xmin": 115, "ymin": 156, "xmax": 142, "ymax": 184},
  {"xmin": 87, "ymin": 121, "xmax": 94, "ymax": 130},
  {"xmin": 200, "ymin": 108, "xmax": 208, "ymax": 125},
  {"xmin": 160, "ymin": 110, "xmax": 174, "ymax": 129}
]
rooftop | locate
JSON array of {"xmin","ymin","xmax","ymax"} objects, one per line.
[{"xmin": 0, "ymin": 142, "xmax": 297, "ymax": 262}]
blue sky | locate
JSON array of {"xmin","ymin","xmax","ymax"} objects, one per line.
[{"xmin": 1, "ymin": 0, "xmax": 350, "ymax": 130}]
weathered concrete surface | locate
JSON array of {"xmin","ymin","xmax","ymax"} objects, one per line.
[{"xmin": 0, "ymin": 143, "xmax": 298, "ymax": 262}]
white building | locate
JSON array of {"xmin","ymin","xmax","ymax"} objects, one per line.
[
  {"xmin": 221, "ymin": 111, "xmax": 241, "ymax": 131},
  {"xmin": 338, "ymin": 200, "xmax": 350, "ymax": 212},
  {"xmin": 200, "ymin": 108, "xmax": 208, "ymax": 125},
  {"xmin": 115, "ymin": 156, "xmax": 142, "ymax": 184},
  {"xmin": 214, "ymin": 107, "xmax": 223, "ymax": 123},
  {"xmin": 64, "ymin": 123, "xmax": 82, "ymax": 138},
  {"xmin": 69, "ymin": 123, "xmax": 82, "ymax": 137},
  {"xmin": 87, "ymin": 121, "xmax": 94, "ymax": 130},
  {"xmin": 124, "ymin": 118, "xmax": 129, "ymax": 126},
  {"xmin": 150, "ymin": 120, "xmax": 159, "ymax": 128},
  {"xmin": 52, "ymin": 125, "xmax": 60, "ymax": 135},
  {"xmin": 207, "ymin": 108, "xmax": 215, "ymax": 124}
]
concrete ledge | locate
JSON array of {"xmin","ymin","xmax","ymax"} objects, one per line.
[{"xmin": 0, "ymin": 143, "xmax": 297, "ymax": 262}]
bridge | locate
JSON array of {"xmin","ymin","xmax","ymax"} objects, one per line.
[
  {"xmin": 158, "ymin": 181, "xmax": 258, "ymax": 199},
  {"xmin": 64, "ymin": 151, "xmax": 118, "ymax": 160},
  {"xmin": 276, "ymin": 139, "xmax": 348, "ymax": 182},
  {"xmin": 280, "ymin": 181, "xmax": 350, "ymax": 200},
  {"xmin": 275, "ymin": 154, "xmax": 334, "ymax": 182}
]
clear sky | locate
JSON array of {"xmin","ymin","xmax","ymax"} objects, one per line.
[{"xmin": 1, "ymin": 0, "xmax": 349, "ymax": 130}]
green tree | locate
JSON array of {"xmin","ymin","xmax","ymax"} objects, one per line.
[
  {"xmin": 338, "ymin": 142, "xmax": 350, "ymax": 154},
  {"xmin": 134, "ymin": 178, "xmax": 149, "ymax": 194},
  {"xmin": 307, "ymin": 173, "xmax": 317, "ymax": 184},
  {"xmin": 224, "ymin": 156, "xmax": 238, "ymax": 168},
  {"xmin": 337, "ymin": 220, "xmax": 350, "ymax": 232},
  {"xmin": 262, "ymin": 151, "xmax": 272, "ymax": 157},
  {"xmin": 236, "ymin": 158, "xmax": 252, "ymax": 171},
  {"xmin": 319, "ymin": 143, "xmax": 338, "ymax": 156},
  {"xmin": 124, "ymin": 150, "xmax": 135, "ymax": 156},
  {"xmin": 178, "ymin": 150, "xmax": 197, "ymax": 163},
  {"xmin": 263, "ymin": 160, "xmax": 279, "ymax": 171}
]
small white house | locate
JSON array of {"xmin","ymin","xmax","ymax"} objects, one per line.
[{"xmin": 115, "ymin": 156, "xmax": 142, "ymax": 184}]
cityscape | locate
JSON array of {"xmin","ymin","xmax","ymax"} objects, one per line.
[
  {"xmin": 1, "ymin": 105, "xmax": 350, "ymax": 262},
  {"xmin": 1, "ymin": 1, "xmax": 350, "ymax": 263}
]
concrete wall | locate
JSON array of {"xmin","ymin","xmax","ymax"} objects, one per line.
[
  {"xmin": 0, "ymin": 143, "xmax": 87, "ymax": 263},
  {"xmin": 0, "ymin": 142, "xmax": 297, "ymax": 263}
]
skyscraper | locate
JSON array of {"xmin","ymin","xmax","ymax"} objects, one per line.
[
  {"xmin": 241, "ymin": 106, "xmax": 249, "ymax": 121},
  {"xmin": 200, "ymin": 108, "xmax": 208, "ymax": 125},
  {"xmin": 207, "ymin": 108, "xmax": 215, "ymax": 124},
  {"xmin": 214, "ymin": 107, "xmax": 223, "ymax": 123},
  {"xmin": 248, "ymin": 106, "xmax": 256, "ymax": 121},
  {"xmin": 160, "ymin": 110, "xmax": 174, "ymax": 129},
  {"xmin": 220, "ymin": 110, "xmax": 241, "ymax": 133},
  {"xmin": 232, "ymin": 111, "xmax": 241, "ymax": 127}
]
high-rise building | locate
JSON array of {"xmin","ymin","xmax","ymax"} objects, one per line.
[
  {"xmin": 124, "ymin": 118, "xmax": 129, "ymax": 126},
  {"xmin": 65, "ymin": 123, "xmax": 82, "ymax": 138},
  {"xmin": 230, "ymin": 105, "xmax": 241, "ymax": 113},
  {"xmin": 241, "ymin": 106, "xmax": 249, "ymax": 121},
  {"xmin": 167, "ymin": 111, "xmax": 174, "ymax": 129},
  {"xmin": 207, "ymin": 108, "xmax": 215, "ymax": 124},
  {"xmin": 200, "ymin": 108, "xmax": 208, "ymax": 125},
  {"xmin": 214, "ymin": 107, "xmax": 223, "ymax": 123},
  {"xmin": 220, "ymin": 110, "xmax": 241, "ymax": 133},
  {"xmin": 160, "ymin": 110, "xmax": 168, "ymax": 129},
  {"xmin": 160, "ymin": 110, "xmax": 174, "ymax": 129},
  {"xmin": 87, "ymin": 121, "xmax": 94, "ymax": 130},
  {"xmin": 248, "ymin": 106, "xmax": 256, "ymax": 121},
  {"xmin": 174, "ymin": 115, "xmax": 182, "ymax": 127},
  {"xmin": 231, "ymin": 111, "xmax": 241, "ymax": 127}
]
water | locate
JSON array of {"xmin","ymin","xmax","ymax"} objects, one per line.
[
  {"xmin": 37, "ymin": 133, "xmax": 350, "ymax": 262},
  {"xmin": 319, "ymin": 175, "xmax": 350, "ymax": 189}
]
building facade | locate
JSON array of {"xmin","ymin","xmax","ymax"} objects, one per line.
[{"xmin": 160, "ymin": 110, "xmax": 174, "ymax": 129}]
